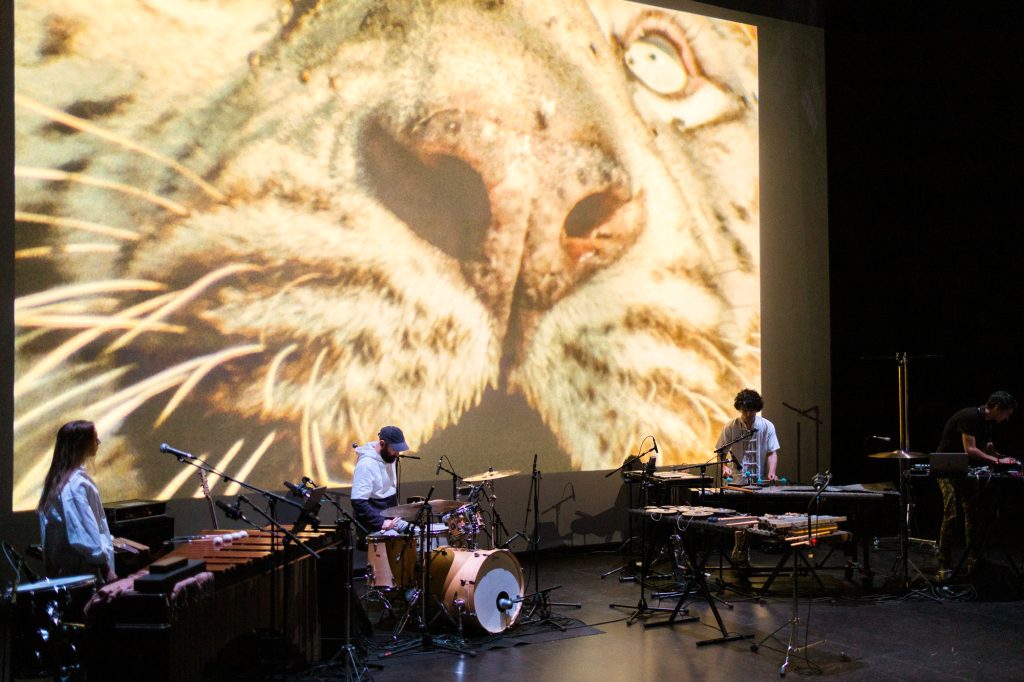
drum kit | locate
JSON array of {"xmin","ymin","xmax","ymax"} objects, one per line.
[
  {"xmin": 364, "ymin": 468, "xmax": 526, "ymax": 639},
  {"xmin": 11, "ymin": 574, "xmax": 97, "ymax": 678}
]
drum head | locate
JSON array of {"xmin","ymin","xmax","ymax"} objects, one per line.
[{"xmin": 16, "ymin": 574, "xmax": 96, "ymax": 593}]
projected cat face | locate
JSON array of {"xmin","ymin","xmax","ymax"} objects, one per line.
[{"xmin": 13, "ymin": 0, "xmax": 759, "ymax": 507}]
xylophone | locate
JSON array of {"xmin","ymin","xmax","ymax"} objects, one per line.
[
  {"xmin": 693, "ymin": 484, "xmax": 897, "ymax": 578},
  {"xmin": 85, "ymin": 526, "xmax": 343, "ymax": 682}
]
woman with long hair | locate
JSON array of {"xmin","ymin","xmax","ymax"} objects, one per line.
[{"xmin": 37, "ymin": 420, "xmax": 117, "ymax": 582}]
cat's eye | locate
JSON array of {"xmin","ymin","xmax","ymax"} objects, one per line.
[
  {"xmin": 624, "ymin": 32, "xmax": 690, "ymax": 96},
  {"xmin": 619, "ymin": 13, "xmax": 698, "ymax": 97}
]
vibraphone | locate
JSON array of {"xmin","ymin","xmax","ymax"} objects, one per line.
[
  {"xmin": 693, "ymin": 484, "xmax": 898, "ymax": 578},
  {"xmin": 85, "ymin": 526, "xmax": 343, "ymax": 682}
]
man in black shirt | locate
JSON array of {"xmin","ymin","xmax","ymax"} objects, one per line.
[{"xmin": 935, "ymin": 391, "xmax": 1017, "ymax": 581}]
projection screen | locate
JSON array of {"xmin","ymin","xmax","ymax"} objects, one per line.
[{"xmin": 13, "ymin": 0, "xmax": 760, "ymax": 509}]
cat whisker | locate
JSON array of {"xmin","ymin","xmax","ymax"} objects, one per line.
[
  {"xmin": 15, "ymin": 93, "xmax": 226, "ymax": 203},
  {"xmin": 16, "ymin": 280, "xmax": 166, "ymax": 312},
  {"xmin": 300, "ymin": 348, "xmax": 329, "ymax": 478},
  {"xmin": 16, "ymin": 211, "xmax": 141, "ymax": 242},
  {"xmin": 105, "ymin": 263, "xmax": 261, "ymax": 353},
  {"xmin": 263, "ymin": 344, "xmax": 299, "ymax": 416},
  {"xmin": 17, "ymin": 244, "xmax": 122, "ymax": 260},
  {"xmin": 16, "ymin": 166, "xmax": 191, "ymax": 216},
  {"xmin": 15, "ymin": 291, "xmax": 177, "ymax": 398},
  {"xmin": 15, "ymin": 313, "xmax": 184, "ymax": 334},
  {"xmin": 159, "ymin": 440, "xmax": 242, "ymax": 501},
  {"xmin": 222, "ymin": 433, "xmax": 277, "ymax": 497},
  {"xmin": 91, "ymin": 345, "xmax": 263, "ymax": 428},
  {"xmin": 154, "ymin": 344, "xmax": 266, "ymax": 428},
  {"xmin": 14, "ymin": 367, "xmax": 132, "ymax": 435},
  {"xmin": 311, "ymin": 419, "xmax": 329, "ymax": 486}
]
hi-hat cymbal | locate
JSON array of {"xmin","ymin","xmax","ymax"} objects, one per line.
[
  {"xmin": 868, "ymin": 449, "xmax": 928, "ymax": 460},
  {"xmin": 463, "ymin": 469, "xmax": 520, "ymax": 482},
  {"xmin": 383, "ymin": 499, "xmax": 462, "ymax": 520}
]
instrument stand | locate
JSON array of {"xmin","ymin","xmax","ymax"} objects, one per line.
[
  {"xmin": 610, "ymin": 455, "xmax": 677, "ymax": 624},
  {"xmin": 782, "ymin": 402, "xmax": 822, "ymax": 484},
  {"xmin": 381, "ymin": 496, "xmax": 474, "ymax": 659},
  {"xmin": 519, "ymin": 456, "xmax": 581, "ymax": 630},
  {"xmin": 751, "ymin": 543, "xmax": 838, "ymax": 676},
  {"xmin": 601, "ymin": 449, "xmax": 650, "ymax": 581},
  {"xmin": 647, "ymin": 531, "xmax": 752, "ymax": 645},
  {"xmin": 317, "ymin": 521, "xmax": 382, "ymax": 681}
]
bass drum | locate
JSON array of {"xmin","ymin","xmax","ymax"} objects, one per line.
[
  {"xmin": 13, "ymin": 574, "xmax": 97, "ymax": 678},
  {"xmin": 428, "ymin": 547, "xmax": 524, "ymax": 634}
]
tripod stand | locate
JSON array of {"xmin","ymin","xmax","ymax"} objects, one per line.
[
  {"xmin": 519, "ymin": 455, "xmax": 580, "ymax": 630},
  {"xmin": 315, "ymin": 520, "xmax": 381, "ymax": 681},
  {"xmin": 609, "ymin": 454, "xmax": 678, "ymax": 624}
]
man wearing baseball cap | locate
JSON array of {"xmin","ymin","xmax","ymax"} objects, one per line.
[{"xmin": 351, "ymin": 425, "xmax": 412, "ymax": 535}]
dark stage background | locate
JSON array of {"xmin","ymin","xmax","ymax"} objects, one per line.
[{"xmin": 2, "ymin": 1, "xmax": 1023, "ymax": 551}]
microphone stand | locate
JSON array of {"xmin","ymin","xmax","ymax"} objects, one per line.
[
  {"xmin": 610, "ymin": 453, "xmax": 677, "ymax": 624},
  {"xmin": 600, "ymin": 443, "xmax": 656, "ymax": 580},
  {"xmin": 437, "ymin": 456, "xmax": 462, "ymax": 501},
  {"xmin": 521, "ymin": 455, "xmax": 581, "ymax": 630},
  {"xmin": 393, "ymin": 454, "xmax": 420, "ymax": 504},
  {"xmin": 782, "ymin": 402, "xmax": 822, "ymax": 484},
  {"xmin": 714, "ymin": 430, "xmax": 756, "ymax": 485}
]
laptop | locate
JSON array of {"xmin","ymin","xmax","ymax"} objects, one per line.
[{"xmin": 929, "ymin": 452, "xmax": 969, "ymax": 476}]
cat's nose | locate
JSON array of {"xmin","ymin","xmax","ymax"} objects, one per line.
[{"xmin": 361, "ymin": 110, "xmax": 643, "ymax": 329}]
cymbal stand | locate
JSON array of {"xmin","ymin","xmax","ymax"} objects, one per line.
[
  {"xmin": 381, "ymin": 491, "xmax": 473, "ymax": 658},
  {"xmin": 782, "ymin": 402, "xmax": 822, "ymax": 485},
  {"xmin": 520, "ymin": 455, "xmax": 581, "ymax": 630},
  {"xmin": 479, "ymin": 480, "xmax": 512, "ymax": 549},
  {"xmin": 889, "ymin": 353, "xmax": 941, "ymax": 600},
  {"xmin": 610, "ymin": 453, "xmax": 677, "ymax": 624}
]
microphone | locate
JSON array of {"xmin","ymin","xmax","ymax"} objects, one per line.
[
  {"xmin": 868, "ymin": 435, "xmax": 893, "ymax": 442},
  {"xmin": 812, "ymin": 470, "xmax": 832, "ymax": 491},
  {"xmin": 215, "ymin": 499, "xmax": 242, "ymax": 521},
  {"xmin": 284, "ymin": 481, "xmax": 308, "ymax": 498},
  {"xmin": 435, "ymin": 457, "xmax": 443, "ymax": 476},
  {"xmin": 651, "ymin": 436, "xmax": 659, "ymax": 454},
  {"xmin": 160, "ymin": 443, "xmax": 195, "ymax": 460},
  {"xmin": 496, "ymin": 595, "xmax": 525, "ymax": 611}
]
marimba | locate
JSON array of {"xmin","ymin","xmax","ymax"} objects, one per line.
[{"xmin": 85, "ymin": 526, "xmax": 342, "ymax": 682}]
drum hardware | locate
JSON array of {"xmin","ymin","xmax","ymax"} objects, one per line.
[
  {"xmin": 463, "ymin": 468, "xmax": 520, "ymax": 483},
  {"xmin": 499, "ymin": 453, "xmax": 580, "ymax": 631},
  {"xmin": 380, "ymin": 492, "xmax": 475, "ymax": 658},
  {"xmin": 12, "ymin": 574, "xmax": 97, "ymax": 678},
  {"xmin": 610, "ymin": 450, "xmax": 684, "ymax": 624},
  {"xmin": 782, "ymin": 401, "xmax": 823, "ymax": 485}
]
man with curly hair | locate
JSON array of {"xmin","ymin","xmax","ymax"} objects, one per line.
[{"xmin": 717, "ymin": 388, "xmax": 781, "ymax": 484}]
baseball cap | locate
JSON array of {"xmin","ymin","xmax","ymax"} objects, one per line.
[{"xmin": 378, "ymin": 425, "xmax": 410, "ymax": 452}]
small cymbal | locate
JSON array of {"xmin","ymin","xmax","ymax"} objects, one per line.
[
  {"xmin": 463, "ymin": 469, "xmax": 520, "ymax": 482},
  {"xmin": 383, "ymin": 499, "xmax": 462, "ymax": 520},
  {"xmin": 868, "ymin": 449, "xmax": 928, "ymax": 460}
]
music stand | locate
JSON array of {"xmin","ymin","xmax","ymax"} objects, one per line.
[{"xmin": 290, "ymin": 486, "xmax": 327, "ymax": 535}]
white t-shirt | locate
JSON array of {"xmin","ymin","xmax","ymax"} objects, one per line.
[{"xmin": 716, "ymin": 415, "xmax": 781, "ymax": 481}]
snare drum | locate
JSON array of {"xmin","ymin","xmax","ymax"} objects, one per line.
[
  {"xmin": 442, "ymin": 504, "xmax": 483, "ymax": 549},
  {"xmin": 428, "ymin": 547, "xmax": 524, "ymax": 634},
  {"xmin": 366, "ymin": 524, "xmax": 449, "ymax": 589},
  {"xmin": 13, "ymin": 574, "xmax": 97, "ymax": 677}
]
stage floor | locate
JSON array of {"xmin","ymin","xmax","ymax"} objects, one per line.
[{"xmin": 254, "ymin": 540, "xmax": 1024, "ymax": 682}]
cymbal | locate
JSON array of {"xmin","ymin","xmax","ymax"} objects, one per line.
[
  {"xmin": 383, "ymin": 499, "xmax": 462, "ymax": 520},
  {"xmin": 463, "ymin": 469, "xmax": 520, "ymax": 482},
  {"xmin": 868, "ymin": 449, "xmax": 928, "ymax": 460}
]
